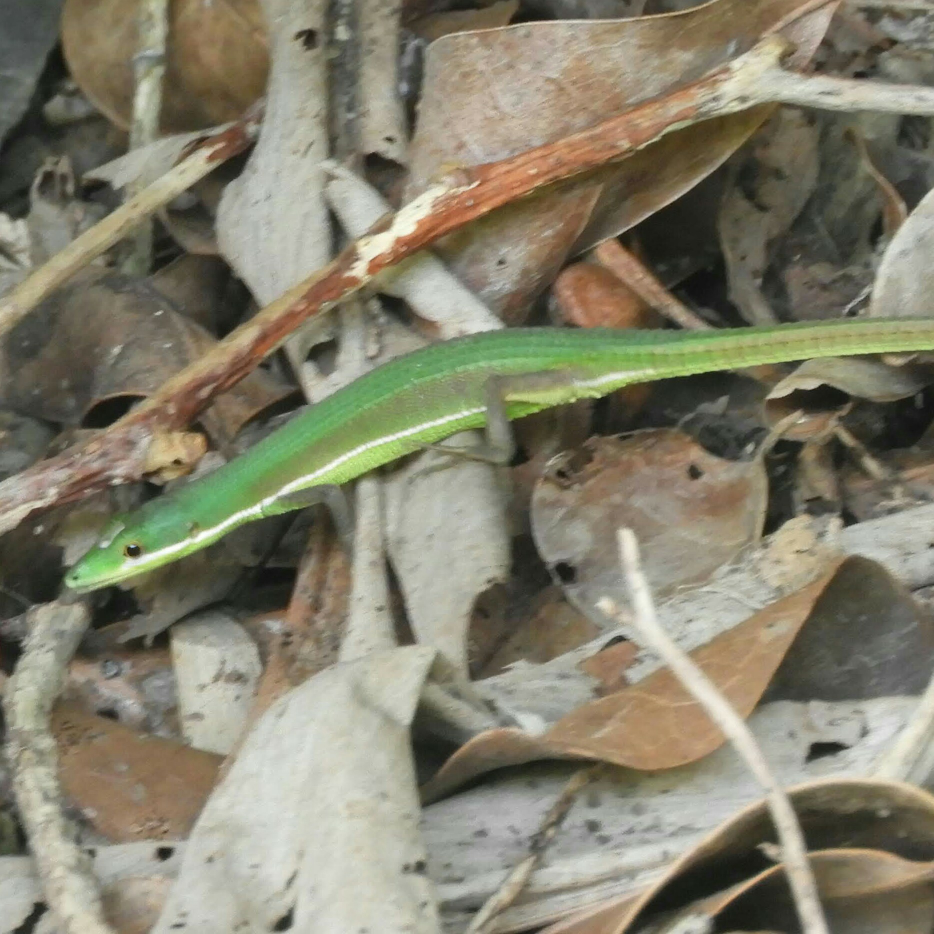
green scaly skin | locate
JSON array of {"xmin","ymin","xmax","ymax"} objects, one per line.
[{"xmin": 65, "ymin": 318, "xmax": 934, "ymax": 591}]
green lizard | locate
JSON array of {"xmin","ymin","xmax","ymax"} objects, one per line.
[{"xmin": 65, "ymin": 317, "xmax": 934, "ymax": 591}]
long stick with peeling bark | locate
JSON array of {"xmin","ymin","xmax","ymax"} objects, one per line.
[
  {"xmin": 0, "ymin": 38, "xmax": 791, "ymax": 533},
  {"xmin": 6, "ymin": 34, "xmax": 934, "ymax": 534}
]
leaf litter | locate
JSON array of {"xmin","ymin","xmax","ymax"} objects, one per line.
[{"xmin": 10, "ymin": 1, "xmax": 934, "ymax": 933}]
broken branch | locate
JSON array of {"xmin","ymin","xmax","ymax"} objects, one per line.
[
  {"xmin": 2, "ymin": 602, "xmax": 115, "ymax": 934},
  {"xmin": 7, "ymin": 36, "xmax": 934, "ymax": 532}
]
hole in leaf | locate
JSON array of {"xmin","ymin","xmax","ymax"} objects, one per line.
[
  {"xmin": 805, "ymin": 741, "xmax": 849, "ymax": 763},
  {"xmin": 272, "ymin": 908, "xmax": 294, "ymax": 932},
  {"xmin": 294, "ymin": 28, "xmax": 318, "ymax": 49}
]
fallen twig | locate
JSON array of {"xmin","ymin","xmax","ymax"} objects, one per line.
[
  {"xmin": 599, "ymin": 529, "xmax": 829, "ymax": 934},
  {"xmin": 2, "ymin": 601, "xmax": 115, "ymax": 934},
  {"xmin": 465, "ymin": 764, "xmax": 602, "ymax": 934},
  {"xmin": 593, "ymin": 239, "xmax": 711, "ymax": 331},
  {"xmin": 7, "ymin": 36, "xmax": 934, "ymax": 533},
  {"xmin": 0, "ymin": 37, "xmax": 783, "ymax": 532},
  {"xmin": 874, "ymin": 669, "xmax": 934, "ymax": 784}
]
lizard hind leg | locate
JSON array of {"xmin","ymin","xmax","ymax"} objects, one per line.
[
  {"xmin": 260, "ymin": 483, "xmax": 355, "ymax": 554},
  {"xmin": 415, "ymin": 369, "xmax": 581, "ymax": 468}
]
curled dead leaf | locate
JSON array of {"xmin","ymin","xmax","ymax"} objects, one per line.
[
  {"xmin": 531, "ymin": 429, "xmax": 768, "ymax": 621},
  {"xmin": 871, "ymin": 183, "xmax": 934, "ymax": 330},
  {"xmin": 849, "ymin": 127, "xmax": 908, "ymax": 239},
  {"xmin": 764, "ymin": 356, "xmax": 934, "ymax": 440},
  {"xmin": 702, "ymin": 848, "xmax": 934, "ymax": 933},
  {"xmin": 424, "ymin": 559, "xmax": 846, "ymax": 799},
  {"xmin": 609, "ymin": 778, "xmax": 934, "ymax": 933},
  {"xmin": 0, "ymin": 269, "xmax": 292, "ymax": 446},
  {"xmin": 407, "ymin": 0, "xmax": 835, "ymax": 320}
]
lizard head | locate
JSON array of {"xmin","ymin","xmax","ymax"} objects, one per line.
[{"xmin": 65, "ymin": 499, "xmax": 202, "ymax": 592}]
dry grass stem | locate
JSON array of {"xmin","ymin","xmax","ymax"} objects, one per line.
[
  {"xmin": 600, "ymin": 529, "xmax": 829, "ymax": 934},
  {"xmin": 122, "ymin": 0, "xmax": 170, "ymax": 275},
  {"xmin": 465, "ymin": 765, "xmax": 602, "ymax": 934}
]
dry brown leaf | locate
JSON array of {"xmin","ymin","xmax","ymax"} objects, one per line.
[
  {"xmin": 544, "ymin": 566, "xmax": 843, "ymax": 766},
  {"xmin": 576, "ymin": 640, "xmax": 638, "ymax": 695},
  {"xmin": 408, "ymin": 0, "xmax": 519, "ymax": 41},
  {"xmin": 849, "ymin": 128, "xmax": 908, "ymax": 239},
  {"xmin": 62, "ymin": 0, "xmax": 268, "ymax": 132},
  {"xmin": 764, "ymin": 356, "xmax": 934, "ymax": 440},
  {"xmin": 606, "ymin": 778, "xmax": 934, "ymax": 934},
  {"xmin": 148, "ymin": 255, "xmax": 236, "ymax": 333},
  {"xmin": 531, "ymin": 429, "xmax": 767, "ymax": 620},
  {"xmin": 407, "ymin": 0, "xmax": 836, "ymax": 321},
  {"xmin": 423, "ymin": 561, "xmax": 843, "ymax": 800},
  {"xmin": 765, "ymin": 555, "xmax": 934, "ymax": 702},
  {"xmin": 0, "ymin": 269, "xmax": 292, "ymax": 446},
  {"xmin": 479, "ymin": 587, "xmax": 605, "ymax": 678},
  {"xmin": 551, "ymin": 261, "xmax": 656, "ymax": 330},
  {"xmin": 702, "ymin": 848, "xmax": 934, "ymax": 933},
  {"xmin": 555, "ymin": 849, "xmax": 934, "ymax": 934},
  {"xmin": 53, "ymin": 704, "xmax": 220, "ymax": 841}
]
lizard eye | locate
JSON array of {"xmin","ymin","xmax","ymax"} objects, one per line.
[{"xmin": 123, "ymin": 543, "xmax": 143, "ymax": 559}]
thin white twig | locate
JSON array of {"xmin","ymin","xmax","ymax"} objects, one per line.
[
  {"xmin": 600, "ymin": 529, "xmax": 829, "ymax": 934},
  {"xmin": 874, "ymin": 669, "xmax": 934, "ymax": 783},
  {"xmin": 122, "ymin": 0, "xmax": 170, "ymax": 275},
  {"xmin": 762, "ymin": 65, "xmax": 934, "ymax": 114},
  {"xmin": 3, "ymin": 601, "xmax": 116, "ymax": 934},
  {"xmin": 465, "ymin": 764, "xmax": 601, "ymax": 934}
]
